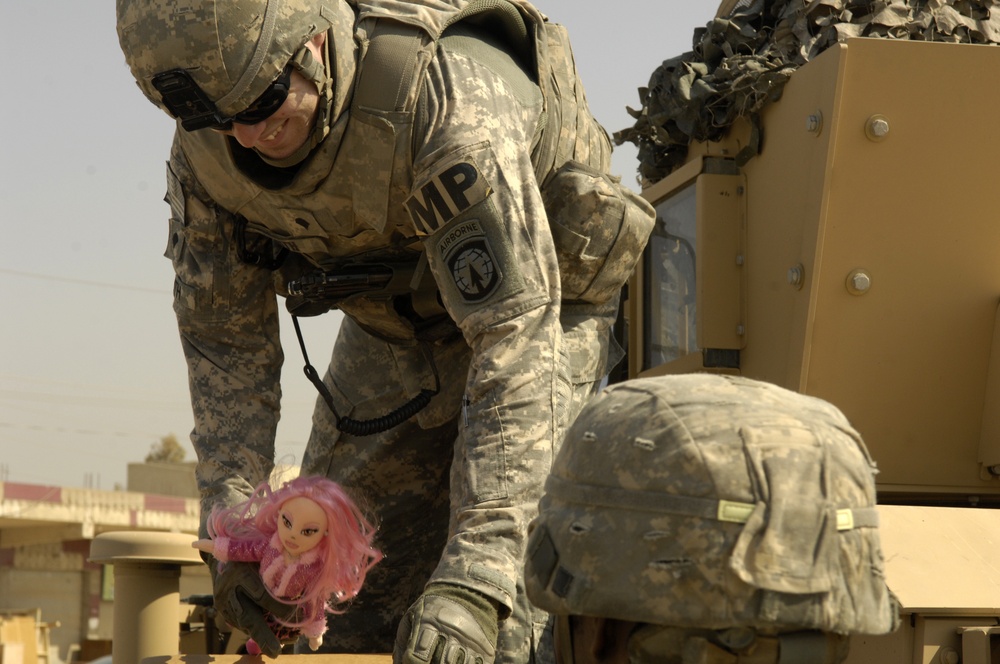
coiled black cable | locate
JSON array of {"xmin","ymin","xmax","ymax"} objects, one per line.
[{"xmin": 293, "ymin": 315, "xmax": 440, "ymax": 436}]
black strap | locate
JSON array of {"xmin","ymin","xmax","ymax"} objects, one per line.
[
  {"xmin": 291, "ymin": 315, "xmax": 439, "ymax": 436},
  {"xmin": 233, "ymin": 217, "xmax": 288, "ymax": 270}
]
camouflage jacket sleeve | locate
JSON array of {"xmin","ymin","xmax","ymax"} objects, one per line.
[
  {"xmin": 165, "ymin": 134, "xmax": 284, "ymax": 528},
  {"xmin": 408, "ymin": 32, "xmax": 563, "ymax": 615}
]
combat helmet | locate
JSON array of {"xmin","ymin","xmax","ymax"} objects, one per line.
[
  {"xmin": 116, "ymin": 0, "xmax": 355, "ymax": 133},
  {"xmin": 525, "ymin": 374, "xmax": 899, "ymax": 660}
]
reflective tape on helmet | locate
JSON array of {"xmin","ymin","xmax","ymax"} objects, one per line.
[
  {"xmin": 545, "ymin": 475, "xmax": 878, "ymax": 532},
  {"xmin": 716, "ymin": 500, "xmax": 754, "ymax": 524},
  {"xmin": 717, "ymin": 499, "xmax": 878, "ymax": 532}
]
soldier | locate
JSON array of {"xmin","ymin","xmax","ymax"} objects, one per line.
[
  {"xmin": 115, "ymin": 0, "xmax": 654, "ymax": 662},
  {"xmin": 525, "ymin": 374, "xmax": 900, "ymax": 664}
]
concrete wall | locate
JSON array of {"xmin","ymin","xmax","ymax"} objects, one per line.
[
  {"xmin": 0, "ymin": 480, "xmax": 204, "ymax": 662},
  {"xmin": 127, "ymin": 463, "xmax": 198, "ymax": 499},
  {"xmin": 0, "ymin": 568, "xmax": 82, "ymax": 662}
]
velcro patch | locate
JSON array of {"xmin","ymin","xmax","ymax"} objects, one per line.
[
  {"xmin": 428, "ymin": 196, "xmax": 526, "ymax": 323},
  {"xmin": 165, "ymin": 162, "xmax": 185, "ymax": 223},
  {"xmin": 406, "ymin": 152, "xmax": 493, "ymax": 236},
  {"xmin": 438, "ymin": 218, "xmax": 502, "ymax": 303}
]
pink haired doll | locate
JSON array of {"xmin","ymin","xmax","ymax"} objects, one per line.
[{"xmin": 194, "ymin": 475, "xmax": 382, "ymax": 653}]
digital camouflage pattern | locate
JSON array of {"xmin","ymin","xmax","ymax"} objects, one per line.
[
  {"xmin": 526, "ymin": 374, "xmax": 900, "ymax": 639},
  {"xmin": 116, "ymin": 0, "xmax": 343, "ymax": 118},
  {"xmin": 615, "ymin": 0, "xmax": 1000, "ymax": 184},
  {"xmin": 116, "ymin": 0, "xmax": 654, "ymax": 662},
  {"xmin": 624, "ymin": 623, "xmax": 850, "ymax": 663}
]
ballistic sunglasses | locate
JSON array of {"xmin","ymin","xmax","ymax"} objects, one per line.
[{"xmin": 151, "ymin": 63, "xmax": 294, "ymax": 132}]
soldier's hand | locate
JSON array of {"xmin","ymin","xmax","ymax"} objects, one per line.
[
  {"xmin": 211, "ymin": 559, "xmax": 298, "ymax": 658},
  {"xmin": 394, "ymin": 583, "xmax": 500, "ymax": 664}
]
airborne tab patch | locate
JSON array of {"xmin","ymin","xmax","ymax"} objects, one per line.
[
  {"xmin": 406, "ymin": 154, "xmax": 493, "ymax": 236},
  {"xmin": 438, "ymin": 219, "xmax": 501, "ymax": 303},
  {"xmin": 428, "ymin": 196, "xmax": 528, "ymax": 322}
]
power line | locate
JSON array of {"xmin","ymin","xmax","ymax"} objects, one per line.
[
  {"xmin": 0, "ymin": 374, "xmax": 190, "ymax": 411},
  {"xmin": 0, "ymin": 420, "xmax": 180, "ymax": 440},
  {"xmin": 0, "ymin": 373, "xmax": 183, "ymax": 392},
  {"xmin": 0, "ymin": 268, "xmax": 168, "ymax": 294},
  {"xmin": 0, "ymin": 388, "xmax": 189, "ymax": 411}
]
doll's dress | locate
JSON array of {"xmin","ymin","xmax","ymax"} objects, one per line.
[{"xmin": 212, "ymin": 532, "xmax": 329, "ymax": 648}]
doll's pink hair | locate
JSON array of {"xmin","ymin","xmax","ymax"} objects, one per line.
[{"xmin": 207, "ymin": 475, "xmax": 382, "ymax": 626}]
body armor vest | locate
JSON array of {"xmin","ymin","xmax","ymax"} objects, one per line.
[{"xmin": 176, "ymin": 0, "xmax": 652, "ymax": 341}]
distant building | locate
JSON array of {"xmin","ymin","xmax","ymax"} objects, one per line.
[
  {"xmin": 0, "ymin": 462, "xmax": 207, "ymax": 663},
  {"xmin": 127, "ymin": 461, "xmax": 199, "ymax": 500}
]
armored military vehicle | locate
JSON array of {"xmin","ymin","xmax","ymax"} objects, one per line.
[{"xmin": 618, "ymin": 1, "xmax": 1000, "ymax": 662}]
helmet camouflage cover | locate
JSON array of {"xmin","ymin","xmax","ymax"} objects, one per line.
[
  {"xmin": 525, "ymin": 374, "xmax": 899, "ymax": 636},
  {"xmin": 116, "ymin": 0, "xmax": 340, "ymax": 119}
]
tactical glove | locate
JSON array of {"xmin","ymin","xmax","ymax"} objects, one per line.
[
  {"xmin": 394, "ymin": 583, "xmax": 500, "ymax": 664},
  {"xmin": 210, "ymin": 558, "xmax": 301, "ymax": 658}
]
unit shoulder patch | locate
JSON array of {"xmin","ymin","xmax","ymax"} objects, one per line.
[
  {"xmin": 428, "ymin": 197, "xmax": 526, "ymax": 320},
  {"xmin": 438, "ymin": 219, "xmax": 501, "ymax": 303}
]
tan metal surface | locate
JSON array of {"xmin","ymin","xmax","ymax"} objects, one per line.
[
  {"xmin": 636, "ymin": 38, "xmax": 1000, "ymax": 498},
  {"xmin": 877, "ymin": 505, "xmax": 1000, "ymax": 614},
  {"xmin": 89, "ymin": 530, "xmax": 203, "ymax": 566},
  {"xmin": 90, "ymin": 531, "xmax": 204, "ymax": 664},
  {"xmin": 978, "ymin": 303, "xmax": 1000, "ymax": 469},
  {"xmin": 141, "ymin": 656, "xmax": 392, "ymax": 663},
  {"xmin": 696, "ymin": 172, "xmax": 746, "ymax": 351},
  {"xmin": 793, "ymin": 39, "xmax": 1000, "ymax": 496},
  {"xmin": 627, "ymin": 35, "xmax": 1000, "ymax": 664}
]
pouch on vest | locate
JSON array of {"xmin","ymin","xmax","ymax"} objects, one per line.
[
  {"xmin": 542, "ymin": 160, "xmax": 655, "ymax": 306},
  {"xmin": 362, "ymin": 3, "xmax": 655, "ymax": 309},
  {"xmin": 728, "ymin": 425, "xmax": 839, "ymax": 595},
  {"xmin": 530, "ymin": 19, "xmax": 655, "ymax": 306}
]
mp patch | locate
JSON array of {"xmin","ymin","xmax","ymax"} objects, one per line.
[
  {"xmin": 438, "ymin": 219, "xmax": 502, "ymax": 303},
  {"xmin": 405, "ymin": 151, "xmax": 493, "ymax": 236}
]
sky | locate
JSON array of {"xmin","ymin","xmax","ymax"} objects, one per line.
[{"xmin": 0, "ymin": 1, "xmax": 715, "ymax": 491}]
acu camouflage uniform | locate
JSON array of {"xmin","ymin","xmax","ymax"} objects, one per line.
[
  {"xmin": 119, "ymin": 0, "xmax": 653, "ymax": 660},
  {"xmin": 526, "ymin": 374, "xmax": 900, "ymax": 663}
]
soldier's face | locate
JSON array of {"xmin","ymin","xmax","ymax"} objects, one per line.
[{"xmin": 223, "ymin": 34, "xmax": 326, "ymax": 159}]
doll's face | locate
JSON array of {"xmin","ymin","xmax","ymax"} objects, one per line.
[{"xmin": 278, "ymin": 496, "xmax": 328, "ymax": 556}]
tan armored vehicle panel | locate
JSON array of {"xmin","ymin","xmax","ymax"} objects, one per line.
[
  {"xmin": 631, "ymin": 37, "xmax": 1000, "ymax": 500},
  {"xmin": 629, "ymin": 36, "xmax": 1000, "ymax": 663},
  {"xmin": 143, "ymin": 656, "xmax": 391, "ymax": 663}
]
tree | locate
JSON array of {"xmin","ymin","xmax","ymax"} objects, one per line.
[{"xmin": 145, "ymin": 434, "xmax": 186, "ymax": 463}]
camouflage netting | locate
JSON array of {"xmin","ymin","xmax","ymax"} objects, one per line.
[{"xmin": 614, "ymin": 0, "xmax": 1000, "ymax": 185}]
